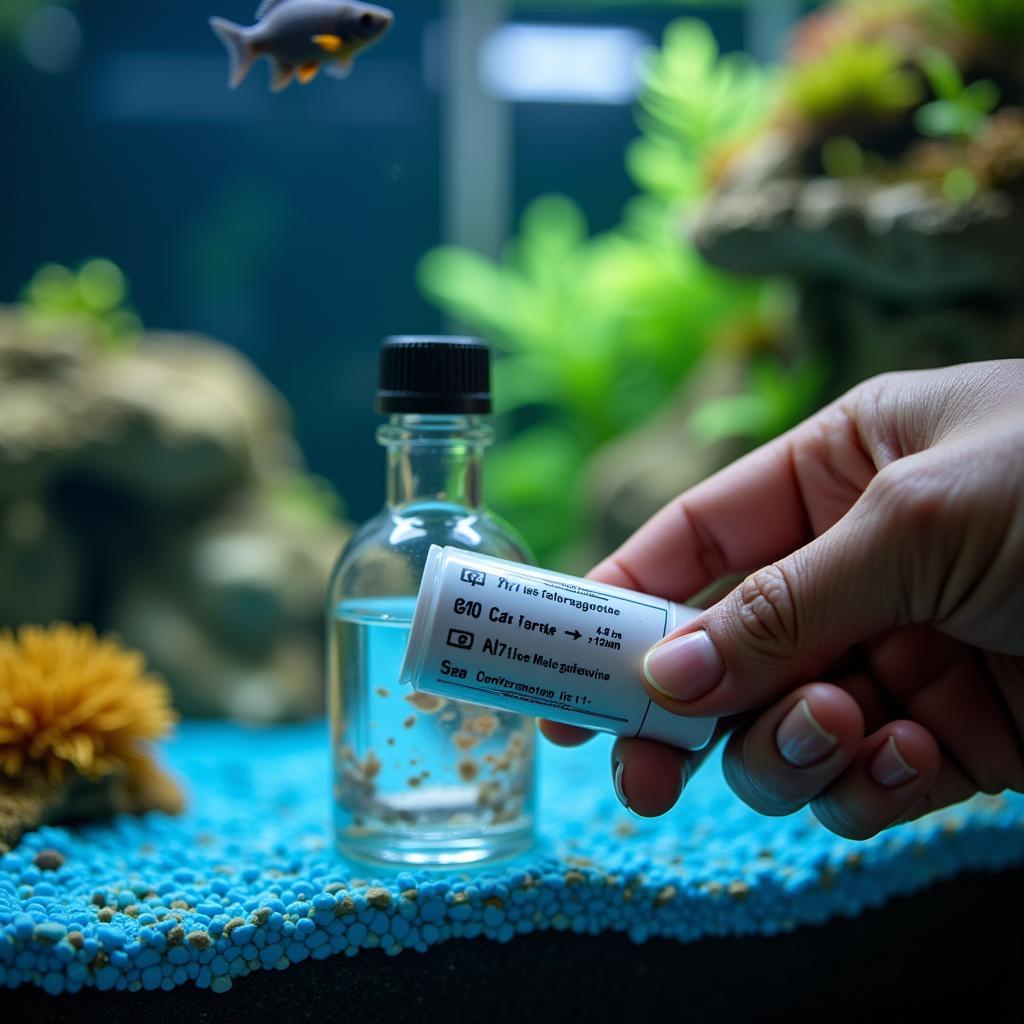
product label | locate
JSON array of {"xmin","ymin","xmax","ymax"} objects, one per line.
[{"xmin": 413, "ymin": 550, "xmax": 672, "ymax": 735}]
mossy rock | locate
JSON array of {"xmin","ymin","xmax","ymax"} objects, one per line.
[
  {"xmin": 0, "ymin": 306, "xmax": 347, "ymax": 722},
  {"xmin": 693, "ymin": 133, "xmax": 1024, "ymax": 305}
]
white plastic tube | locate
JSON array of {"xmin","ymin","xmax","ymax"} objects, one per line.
[{"xmin": 400, "ymin": 545, "xmax": 716, "ymax": 750}]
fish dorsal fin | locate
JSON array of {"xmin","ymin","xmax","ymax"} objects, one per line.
[{"xmin": 255, "ymin": 0, "xmax": 293, "ymax": 19}]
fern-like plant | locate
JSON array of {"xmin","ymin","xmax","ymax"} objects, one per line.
[
  {"xmin": 627, "ymin": 18, "xmax": 770, "ymax": 206},
  {"xmin": 419, "ymin": 20, "xmax": 788, "ymax": 562}
]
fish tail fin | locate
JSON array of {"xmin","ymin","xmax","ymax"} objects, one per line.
[{"xmin": 208, "ymin": 17, "xmax": 254, "ymax": 89}]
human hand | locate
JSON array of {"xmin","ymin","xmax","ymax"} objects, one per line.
[{"xmin": 541, "ymin": 361, "xmax": 1024, "ymax": 838}]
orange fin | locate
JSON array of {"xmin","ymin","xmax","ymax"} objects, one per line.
[
  {"xmin": 297, "ymin": 63, "xmax": 320, "ymax": 84},
  {"xmin": 312, "ymin": 34, "xmax": 342, "ymax": 53},
  {"xmin": 270, "ymin": 59, "xmax": 295, "ymax": 92}
]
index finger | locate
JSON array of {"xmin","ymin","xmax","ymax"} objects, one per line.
[
  {"xmin": 541, "ymin": 403, "xmax": 869, "ymax": 751},
  {"xmin": 543, "ymin": 425, "xmax": 816, "ymax": 750},
  {"xmin": 588, "ymin": 401, "xmax": 872, "ymax": 602}
]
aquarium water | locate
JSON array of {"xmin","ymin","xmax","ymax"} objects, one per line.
[{"xmin": 330, "ymin": 596, "xmax": 534, "ymax": 864}]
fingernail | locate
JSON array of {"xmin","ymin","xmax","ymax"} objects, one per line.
[
  {"xmin": 642, "ymin": 630, "xmax": 724, "ymax": 701},
  {"xmin": 870, "ymin": 736, "xmax": 918, "ymax": 787},
  {"xmin": 612, "ymin": 758, "xmax": 629, "ymax": 810},
  {"xmin": 776, "ymin": 698, "xmax": 838, "ymax": 768}
]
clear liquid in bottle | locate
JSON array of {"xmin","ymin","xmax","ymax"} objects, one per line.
[{"xmin": 330, "ymin": 597, "xmax": 535, "ymax": 865}]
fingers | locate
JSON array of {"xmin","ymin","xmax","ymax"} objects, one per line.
[
  {"xmin": 867, "ymin": 629, "xmax": 1024, "ymax": 795},
  {"xmin": 721, "ymin": 685, "xmax": 945, "ymax": 839},
  {"xmin": 720, "ymin": 684, "xmax": 865, "ymax": 816},
  {"xmin": 610, "ymin": 737, "xmax": 687, "ymax": 817},
  {"xmin": 810, "ymin": 722, "xmax": 941, "ymax": 839},
  {"xmin": 638, "ymin": 469, "xmax": 915, "ymax": 718},
  {"xmin": 587, "ymin": 400, "xmax": 875, "ymax": 601},
  {"xmin": 832, "ymin": 670, "xmax": 898, "ymax": 735},
  {"xmin": 609, "ymin": 716, "xmax": 738, "ymax": 817},
  {"xmin": 886, "ymin": 753, "xmax": 979, "ymax": 827},
  {"xmin": 605, "ymin": 681, "xmax": 975, "ymax": 837},
  {"xmin": 537, "ymin": 719, "xmax": 595, "ymax": 747}
]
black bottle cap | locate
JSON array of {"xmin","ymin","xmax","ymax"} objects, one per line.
[{"xmin": 376, "ymin": 336, "xmax": 491, "ymax": 414}]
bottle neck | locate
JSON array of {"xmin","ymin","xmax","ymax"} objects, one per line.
[{"xmin": 378, "ymin": 415, "xmax": 491, "ymax": 510}]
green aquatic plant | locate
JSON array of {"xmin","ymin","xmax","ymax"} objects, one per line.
[
  {"xmin": 421, "ymin": 195, "xmax": 746, "ymax": 436},
  {"xmin": 913, "ymin": 47, "xmax": 1000, "ymax": 201},
  {"xmin": 420, "ymin": 196, "xmax": 766, "ymax": 558},
  {"xmin": 20, "ymin": 259, "xmax": 142, "ymax": 351},
  {"xmin": 785, "ymin": 39, "xmax": 922, "ymax": 123},
  {"xmin": 776, "ymin": 2, "xmax": 1019, "ymax": 201},
  {"xmin": 819, "ymin": 134, "xmax": 868, "ymax": 177},
  {"xmin": 627, "ymin": 18, "xmax": 770, "ymax": 205},
  {"xmin": 419, "ymin": 20, "xmax": 794, "ymax": 563},
  {"xmin": 915, "ymin": 47, "xmax": 999, "ymax": 142},
  {"xmin": 690, "ymin": 355, "xmax": 828, "ymax": 447}
]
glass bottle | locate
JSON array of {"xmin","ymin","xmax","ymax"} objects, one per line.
[{"xmin": 327, "ymin": 336, "xmax": 536, "ymax": 866}]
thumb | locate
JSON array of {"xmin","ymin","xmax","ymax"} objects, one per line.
[{"xmin": 640, "ymin": 476, "xmax": 913, "ymax": 717}]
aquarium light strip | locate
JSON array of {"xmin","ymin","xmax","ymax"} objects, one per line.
[{"xmin": 479, "ymin": 24, "xmax": 650, "ymax": 106}]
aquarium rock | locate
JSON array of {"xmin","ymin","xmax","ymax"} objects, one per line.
[
  {"xmin": 691, "ymin": 133, "xmax": 1024, "ymax": 387},
  {"xmin": 0, "ymin": 307, "xmax": 347, "ymax": 719}
]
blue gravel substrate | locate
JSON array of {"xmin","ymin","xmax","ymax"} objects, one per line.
[{"xmin": 2, "ymin": 721, "xmax": 1022, "ymax": 996}]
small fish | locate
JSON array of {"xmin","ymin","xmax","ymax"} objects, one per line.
[{"xmin": 209, "ymin": 0, "xmax": 394, "ymax": 92}]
